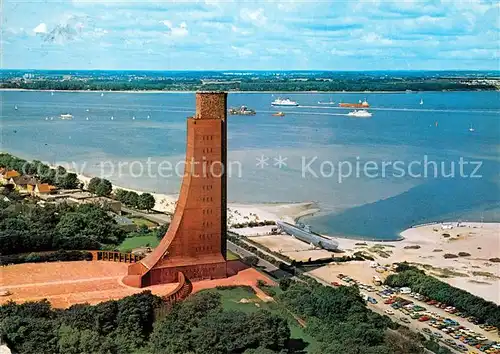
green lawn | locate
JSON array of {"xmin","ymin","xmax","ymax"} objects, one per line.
[
  {"xmin": 129, "ymin": 217, "xmax": 158, "ymax": 228},
  {"xmin": 200, "ymin": 286, "xmax": 318, "ymax": 352},
  {"xmin": 117, "ymin": 234, "xmax": 159, "ymax": 252},
  {"xmin": 117, "ymin": 238, "xmax": 240, "ymax": 261},
  {"xmin": 226, "ymin": 250, "xmax": 239, "ymax": 261}
]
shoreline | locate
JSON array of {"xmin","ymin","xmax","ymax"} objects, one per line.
[
  {"xmin": 2, "ymin": 88, "xmax": 498, "ymax": 94},
  {"xmin": 70, "ymin": 169, "xmax": 319, "ymax": 227}
]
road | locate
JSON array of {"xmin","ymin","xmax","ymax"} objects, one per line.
[
  {"xmin": 121, "ymin": 206, "xmax": 171, "ymax": 225},
  {"xmin": 227, "ymin": 241, "xmax": 279, "ymax": 273},
  {"xmin": 235, "ymin": 237, "xmax": 292, "ymax": 266}
]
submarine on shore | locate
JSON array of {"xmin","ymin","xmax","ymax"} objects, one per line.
[{"xmin": 275, "ymin": 221, "xmax": 339, "ymax": 251}]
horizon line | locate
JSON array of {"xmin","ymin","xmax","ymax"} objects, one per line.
[{"xmin": 2, "ymin": 68, "xmax": 500, "ymax": 73}]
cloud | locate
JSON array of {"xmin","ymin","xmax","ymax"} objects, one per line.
[
  {"xmin": 362, "ymin": 32, "xmax": 393, "ymax": 45},
  {"xmin": 162, "ymin": 20, "xmax": 189, "ymax": 37},
  {"xmin": 239, "ymin": 8, "xmax": 267, "ymax": 26},
  {"xmin": 33, "ymin": 23, "xmax": 48, "ymax": 34},
  {"xmin": 3, "ymin": 0, "xmax": 500, "ymax": 70},
  {"xmin": 231, "ymin": 45, "xmax": 252, "ymax": 57}
]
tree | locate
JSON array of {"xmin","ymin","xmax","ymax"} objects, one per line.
[
  {"xmin": 126, "ymin": 191, "xmax": 139, "ymax": 208},
  {"xmin": 87, "ymin": 177, "xmax": 101, "ymax": 194},
  {"xmin": 138, "ymin": 193, "xmax": 155, "ymax": 212},
  {"xmin": 95, "ymin": 179, "xmax": 112, "ymax": 197},
  {"xmin": 114, "ymin": 189, "xmax": 128, "ymax": 203},
  {"xmin": 58, "ymin": 173, "xmax": 79, "ymax": 189},
  {"xmin": 156, "ymin": 223, "xmax": 170, "ymax": 240}
]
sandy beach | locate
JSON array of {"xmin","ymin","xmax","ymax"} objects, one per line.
[{"xmin": 314, "ymin": 222, "xmax": 500, "ymax": 304}]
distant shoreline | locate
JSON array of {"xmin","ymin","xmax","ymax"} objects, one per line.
[{"xmin": 1, "ymin": 88, "xmax": 498, "ymax": 94}]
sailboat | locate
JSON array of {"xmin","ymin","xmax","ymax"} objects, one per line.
[{"xmin": 420, "ymin": 99, "xmax": 424, "ymax": 105}]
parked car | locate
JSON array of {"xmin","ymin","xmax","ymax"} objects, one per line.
[{"xmin": 385, "ymin": 309, "xmax": 394, "ymax": 315}]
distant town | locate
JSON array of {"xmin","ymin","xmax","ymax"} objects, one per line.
[{"xmin": 1, "ymin": 70, "xmax": 499, "ymax": 92}]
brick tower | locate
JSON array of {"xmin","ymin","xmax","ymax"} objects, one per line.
[{"xmin": 123, "ymin": 92, "xmax": 228, "ymax": 287}]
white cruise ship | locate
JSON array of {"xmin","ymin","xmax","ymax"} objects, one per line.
[{"xmin": 271, "ymin": 98, "xmax": 299, "ymax": 106}]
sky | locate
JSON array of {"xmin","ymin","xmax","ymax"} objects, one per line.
[{"xmin": 1, "ymin": 0, "xmax": 499, "ymax": 70}]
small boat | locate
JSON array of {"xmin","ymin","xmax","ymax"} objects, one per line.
[
  {"xmin": 101, "ymin": 93, "xmax": 104, "ymax": 97},
  {"xmin": 86, "ymin": 117, "xmax": 89, "ymax": 121},
  {"xmin": 51, "ymin": 92, "xmax": 54, "ymax": 96},
  {"xmin": 347, "ymin": 110, "xmax": 372, "ymax": 118},
  {"xmin": 147, "ymin": 115, "xmax": 150, "ymax": 119},
  {"xmin": 14, "ymin": 105, "xmax": 18, "ymax": 110},
  {"xmin": 271, "ymin": 98, "xmax": 299, "ymax": 106},
  {"xmin": 272, "ymin": 112, "xmax": 285, "ymax": 117},
  {"xmin": 420, "ymin": 99, "xmax": 424, "ymax": 105},
  {"xmin": 229, "ymin": 106, "xmax": 256, "ymax": 115},
  {"xmin": 110, "ymin": 116, "xmax": 114, "ymax": 120},
  {"xmin": 50, "ymin": 117, "xmax": 53, "ymax": 120},
  {"xmin": 86, "ymin": 109, "xmax": 90, "ymax": 112},
  {"xmin": 60, "ymin": 113, "xmax": 73, "ymax": 120},
  {"xmin": 132, "ymin": 116, "xmax": 136, "ymax": 120},
  {"xmin": 318, "ymin": 99, "xmax": 335, "ymax": 105},
  {"xmin": 45, "ymin": 117, "xmax": 49, "ymax": 120},
  {"xmin": 469, "ymin": 125, "xmax": 475, "ymax": 132}
]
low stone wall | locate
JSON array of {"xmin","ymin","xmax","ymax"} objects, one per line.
[
  {"xmin": 90, "ymin": 250, "xmax": 143, "ymax": 263},
  {"xmin": 163, "ymin": 272, "xmax": 192, "ymax": 303}
]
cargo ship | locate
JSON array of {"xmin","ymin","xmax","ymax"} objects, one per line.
[
  {"xmin": 339, "ymin": 99, "xmax": 369, "ymax": 108},
  {"xmin": 228, "ymin": 106, "xmax": 256, "ymax": 115},
  {"xmin": 275, "ymin": 221, "xmax": 339, "ymax": 251}
]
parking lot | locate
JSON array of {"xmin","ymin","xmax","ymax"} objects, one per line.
[{"xmin": 334, "ymin": 274, "xmax": 500, "ymax": 354}]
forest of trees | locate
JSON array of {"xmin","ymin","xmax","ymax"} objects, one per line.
[
  {"xmin": 0, "ymin": 290, "xmax": 291, "ymax": 354},
  {"xmin": 114, "ymin": 189, "xmax": 155, "ymax": 211},
  {"xmin": 385, "ymin": 268, "xmax": 500, "ymax": 328},
  {"xmin": 0, "ymin": 153, "xmax": 79, "ymax": 189},
  {"xmin": 1, "ymin": 76, "xmax": 497, "ymax": 92},
  {"xmin": 0, "ymin": 280, "xmax": 451, "ymax": 354},
  {"xmin": 0, "ymin": 201, "xmax": 126, "ymax": 255},
  {"xmin": 276, "ymin": 280, "xmax": 442, "ymax": 354}
]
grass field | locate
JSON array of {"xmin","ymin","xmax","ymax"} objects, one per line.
[
  {"xmin": 117, "ymin": 238, "xmax": 240, "ymax": 262},
  {"xmin": 117, "ymin": 234, "xmax": 159, "ymax": 252},
  {"xmin": 200, "ymin": 286, "xmax": 318, "ymax": 352},
  {"xmin": 129, "ymin": 217, "xmax": 158, "ymax": 228},
  {"xmin": 226, "ymin": 250, "xmax": 240, "ymax": 261}
]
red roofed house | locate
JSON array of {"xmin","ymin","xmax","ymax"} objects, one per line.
[
  {"xmin": 9, "ymin": 175, "xmax": 38, "ymax": 190},
  {"xmin": 32, "ymin": 183, "xmax": 57, "ymax": 197},
  {"xmin": 0, "ymin": 170, "xmax": 20, "ymax": 181}
]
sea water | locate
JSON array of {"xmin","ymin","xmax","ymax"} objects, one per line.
[{"xmin": 1, "ymin": 90, "xmax": 499, "ymax": 239}]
